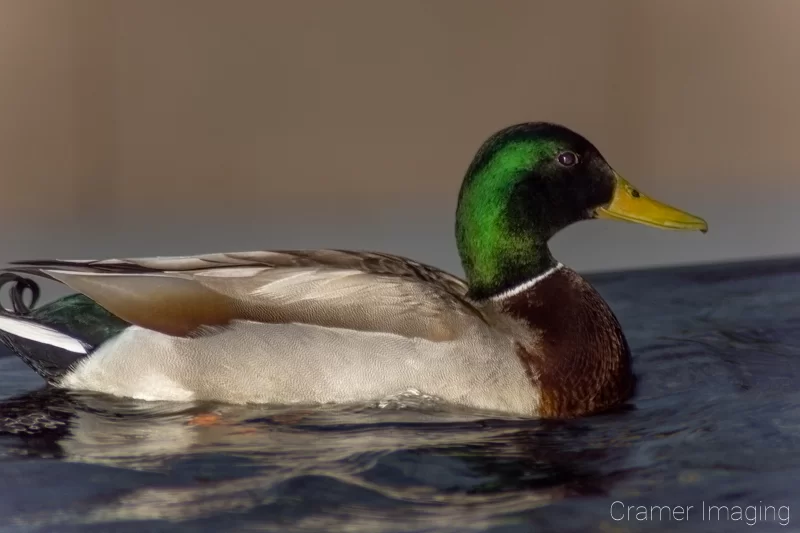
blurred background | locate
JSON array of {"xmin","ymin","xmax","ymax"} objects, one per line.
[{"xmin": 1, "ymin": 0, "xmax": 798, "ymax": 283}]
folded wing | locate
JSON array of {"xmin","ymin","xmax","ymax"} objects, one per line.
[{"xmin": 7, "ymin": 250, "xmax": 481, "ymax": 342}]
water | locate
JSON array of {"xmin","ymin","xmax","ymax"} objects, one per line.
[{"xmin": 1, "ymin": 258, "xmax": 799, "ymax": 532}]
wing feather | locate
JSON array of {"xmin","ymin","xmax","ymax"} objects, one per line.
[{"xmin": 7, "ymin": 250, "xmax": 479, "ymax": 342}]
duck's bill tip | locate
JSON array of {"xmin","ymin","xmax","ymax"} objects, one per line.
[{"xmin": 595, "ymin": 173, "xmax": 708, "ymax": 233}]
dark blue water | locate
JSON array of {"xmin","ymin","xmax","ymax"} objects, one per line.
[{"xmin": 1, "ymin": 258, "xmax": 799, "ymax": 532}]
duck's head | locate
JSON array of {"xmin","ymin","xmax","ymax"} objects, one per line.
[{"xmin": 456, "ymin": 122, "xmax": 707, "ymax": 299}]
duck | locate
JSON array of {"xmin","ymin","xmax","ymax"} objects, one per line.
[{"xmin": 0, "ymin": 123, "xmax": 707, "ymax": 418}]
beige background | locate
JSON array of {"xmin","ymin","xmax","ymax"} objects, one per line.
[{"xmin": 1, "ymin": 0, "xmax": 798, "ymax": 280}]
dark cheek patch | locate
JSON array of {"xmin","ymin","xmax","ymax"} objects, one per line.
[
  {"xmin": 589, "ymin": 163, "xmax": 616, "ymax": 207},
  {"xmin": 573, "ymin": 166, "xmax": 609, "ymax": 212}
]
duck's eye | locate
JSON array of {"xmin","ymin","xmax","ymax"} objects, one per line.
[{"xmin": 557, "ymin": 151, "xmax": 579, "ymax": 167}]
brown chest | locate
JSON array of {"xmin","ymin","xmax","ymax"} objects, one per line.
[{"xmin": 501, "ymin": 268, "xmax": 634, "ymax": 418}]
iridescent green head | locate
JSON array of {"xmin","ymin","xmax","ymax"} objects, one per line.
[{"xmin": 456, "ymin": 123, "xmax": 707, "ymax": 299}]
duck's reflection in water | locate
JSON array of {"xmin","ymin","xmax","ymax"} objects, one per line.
[{"xmin": 0, "ymin": 388, "xmax": 633, "ymax": 529}]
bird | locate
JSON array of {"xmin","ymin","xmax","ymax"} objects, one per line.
[{"xmin": 0, "ymin": 122, "xmax": 707, "ymax": 418}]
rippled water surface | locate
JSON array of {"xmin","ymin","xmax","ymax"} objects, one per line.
[{"xmin": 2, "ymin": 258, "xmax": 799, "ymax": 532}]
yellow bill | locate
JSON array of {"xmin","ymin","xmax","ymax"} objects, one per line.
[{"xmin": 596, "ymin": 172, "xmax": 708, "ymax": 233}]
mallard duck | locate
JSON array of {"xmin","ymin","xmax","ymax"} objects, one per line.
[{"xmin": 0, "ymin": 123, "xmax": 707, "ymax": 418}]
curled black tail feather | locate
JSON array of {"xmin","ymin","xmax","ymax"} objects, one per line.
[
  {"xmin": 0, "ymin": 275, "xmax": 88, "ymax": 382},
  {"xmin": 0, "ymin": 274, "xmax": 129, "ymax": 383},
  {"xmin": 0, "ymin": 273, "xmax": 40, "ymax": 315}
]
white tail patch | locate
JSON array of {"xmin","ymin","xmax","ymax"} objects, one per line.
[{"xmin": 0, "ymin": 315, "xmax": 88, "ymax": 354}]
